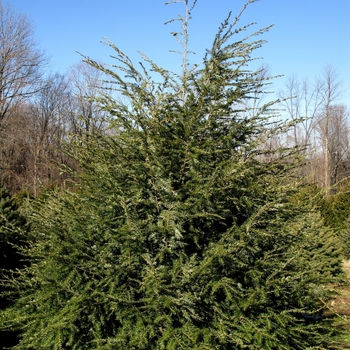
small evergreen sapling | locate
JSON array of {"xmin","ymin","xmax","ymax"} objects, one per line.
[{"xmin": 0, "ymin": 1, "xmax": 344, "ymax": 349}]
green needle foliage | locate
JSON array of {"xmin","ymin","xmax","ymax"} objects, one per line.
[
  {"xmin": 316, "ymin": 182, "xmax": 350, "ymax": 259},
  {"xmin": 0, "ymin": 1, "xmax": 344, "ymax": 349},
  {"xmin": 0, "ymin": 188, "xmax": 27, "ymax": 276},
  {"xmin": 0, "ymin": 187, "xmax": 28, "ymax": 349}
]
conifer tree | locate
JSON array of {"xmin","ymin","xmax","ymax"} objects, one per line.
[
  {"xmin": 0, "ymin": 187, "xmax": 28, "ymax": 299},
  {"xmin": 320, "ymin": 184, "xmax": 350, "ymax": 259},
  {"xmin": 0, "ymin": 187, "xmax": 28, "ymax": 349},
  {"xmin": 0, "ymin": 1, "xmax": 344, "ymax": 349}
]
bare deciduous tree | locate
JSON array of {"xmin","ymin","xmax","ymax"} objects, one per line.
[
  {"xmin": 67, "ymin": 62, "xmax": 109, "ymax": 137},
  {"xmin": 278, "ymin": 75, "xmax": 323, "ymax": 150},
  {"xmin": 0, "ymin": 74, "xmax": 77, "ymax": 195},
  {"xmin": 316, "ymin": 104, "xmax": 350, "ymax": 189},
  {"xmin": 279, "ymin": 65, "xmax": 346, "ymax": 191},
  {"xmin": 318, "ymin": 65, "xmax": 343, "ymax": 193},
  {"xmin": 0, "ymin": 1, "xmax": 47, "ymax": 123},
  {"xmin": 27, "ymin": 74, "xmax": 71, "ymax": 195}
]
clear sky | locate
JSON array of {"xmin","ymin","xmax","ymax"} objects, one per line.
[{"xmin": 9, "ymin": 0, "xmax": 350, "ymax": 105}]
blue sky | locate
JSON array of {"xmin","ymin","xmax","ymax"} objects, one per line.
[{"xmin": 10, "ymin": 0, "xmax": 350, "ymax": 105}]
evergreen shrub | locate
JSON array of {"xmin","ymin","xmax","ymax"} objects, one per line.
[{"xmin": 0, "ymin": 1, "xmax": 344, "ymax": 348}]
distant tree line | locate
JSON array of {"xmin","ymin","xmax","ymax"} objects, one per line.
[{"xmin": 0, "ymin": 1, "xmax": 348, "ymax": 198}]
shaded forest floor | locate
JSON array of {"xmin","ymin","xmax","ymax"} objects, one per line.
[{"xmin": 332, "ymin": 260, "xmax": 350, "ymax": 348}]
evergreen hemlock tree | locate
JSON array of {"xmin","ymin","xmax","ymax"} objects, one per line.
[
  {"xmin": 0, "ymin": 187, "xmax": 28, "ymax": 349},
  {"xmin": 0, "ymin": 1, "xmax": 344, "ymax": 349},
  {"xmin": 0, "ymin": 187, "xmax": 28, "ymax": 297},
  {"xmin": 316, "ymin": 183, "xmax": 350, "ymax": 258}
]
